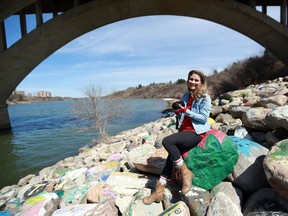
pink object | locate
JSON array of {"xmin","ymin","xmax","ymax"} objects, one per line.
[
  {"xmin": 197, "ymin": 129, "xmax": 227, "ymax": 149},
  {"xmin": 181, "ymin": 151, "xmax": 189, "ymax": 158},
  {"xmin": 21, "ymin": 200, "xmax": 46, "ymax": 216}
]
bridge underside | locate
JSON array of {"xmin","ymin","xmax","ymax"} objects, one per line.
[
  {"xmin": 0, "ymin": 0, "xmax": 288, "ymax": 129},
  {"xmin": 2, "ymin": 0, "xmax": 285, "ymax": 16}
]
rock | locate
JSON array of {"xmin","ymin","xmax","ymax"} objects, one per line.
[
  {"xmin": 104, "ymin": 141, "xmax": 128, "ymax": 153},
  {"xmin": 242, "ymin": 108, "xmax": 272, "ymax": 131},
  {"xmin": 103, "ymin": 160, "xmax": 121, "ymax": 175},
  {"xmin": 105, "ymin": 172, "xmax": 151, "ymax": 196},
  {"xmin": 256, "ymin": 95, "xmax": 288, "ymax": 107},
  {"xmin": 85, "ymin": 164, "xmax": 105, "ymax": 183},
  {"xmin": 211, "ymin": 122, "xmax": 222, "ymax": 131},
  {"xmin": 263, "ymin": 139, "xmax": 288, "ymax": 201},
  {"xmin": 182, "ymin": 186, "xmax": 211, "ymax": 216},
  {"xmin": 246, "ymin": 211, "xmax": 288, "ymax": 216},
  {"xmin": 227, "ymin": 136, "xmax": 270, "ymax": 194},
  {"xmin": 225, "ymin": 89, "xmax": 253, "ymax": 99},
  {"xmin": 265, "ymin": 105, "xmax": 288, "ymax": 131},
  {"xmin": 19, "ymin": 192, "xmax": 60, "ymax": 215},
  {"xmin": 210, "ymin": 106, "xmax": 223, "ymax": 117},
  {"xmin": 215, "ymin": 113, "xmax": 235, "ymax": 124},
  {"xmin": 0, "ymin": 188, "xmax": 17, "ymax": 202},
  {"xmin": 84, "ymin": 198, "xmax": 118, "ymax": 216},
  {"xmin": 61, "ymin": 167, "xmax": 87, "ymax": 182},
  {"xmin": 53, "ymin": 167, "xmax": 72, "ymax": 178},
  {"xmin": 106, "ymin": 153, "xmax": 125, "ymax": 162},
  {"xmin": 86, "ymin": 184, "xmax": 106, "ymax": 203},
  {"xmin": 229, "ymin": 106, "xmax": 251, "ymax": 119},
  {"xmin": 51, "ymin": 204, "xmax": 98, "ymax": 216},
  {"xmin": 60, "ymin": 185, "xmax": 90, "ymax": 208},
  {"xmin": 251, "ymin": 132, "xmax": 267, "ymax": 144},
  {"xmin": 265, "ymin": 131, "xmax": 281, "ymax": 146},
  {"xmin": 127, "ymin": 144, "xmax": 168, "ymax": 175},
  {"xmin": 0, "ymin": 210, "xmax": 12, "ymax": 216},
  {"xmin": 184, "ymin": 130, "xmax": 238, "ymax": 190},
  {"xmin": 210, "ymin": 182, "xmax": 242, "ymax": 211},
  {"xmin": 123, "ymin": 189, "xmax": 163, "ymax": 216},
  {"xmin": 234, "ymin": 126, "xmax": 255, "ymax": 141},
  {"xmin": 206, "ymin": 191, "xmax": 243, "ymax": 216},
  {"xmin": 159, "ymin": 201, "xmax": 190, "ymax": 216},
  {"xmin": 244, "ymin": 95, "xmax": 260, "ymax": 106},
  {"xmin": 2, "ymin": 198, "xmax": 20, "ymax": 214},
  {"xmin": 17, "ymin": 174, "xmax": 35, "ymax": 187},
  {"xmin": 115, "ymin": 195, "xmax": 134, "ymax": 215},
  {"xmin": 23, "ymin": 181, "xmax": 49, "ymax": 200},
  {"xmin": 255, "ymin": 85, "xmax": 278, "ymax": 97},
  {"xmin": 243, "ymin": 188, "xmax": 288, "ymax": 215}
]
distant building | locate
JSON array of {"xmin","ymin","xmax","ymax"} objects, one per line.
[
  {"xmin": 27, "ymin": 93, "xmax": 33, "ymax": 98},
  {"xmin": 36, "ymin": 91, "xmax": 52, "ymax": 98},
  {"xmin": 15, "ymin": 90, "xmax": 25, "ymax": 96}
]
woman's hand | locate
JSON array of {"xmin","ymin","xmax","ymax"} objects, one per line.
[{"xmin": 176, "ymin": 104, "xmax": 187, "ymax": 113}]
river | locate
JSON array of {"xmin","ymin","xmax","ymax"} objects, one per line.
[{"xmin": 0, "ymin": 99, "xmax": 167, "ymax": 189}]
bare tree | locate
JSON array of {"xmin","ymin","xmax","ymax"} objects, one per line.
[{"xmin": 72, "ymin": 85, "xmax": 127, "ymax": 141}]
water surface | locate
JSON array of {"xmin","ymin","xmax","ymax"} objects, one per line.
[{"xmin": 0, "ymin": 99, "xmax": 167, "ymax": 188}]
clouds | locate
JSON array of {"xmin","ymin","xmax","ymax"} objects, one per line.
[{"xmin": 17, "ymin": 14, "xmax": 270, "ymax": 97}]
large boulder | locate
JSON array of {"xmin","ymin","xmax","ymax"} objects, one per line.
[
  {"xmin": 227, "ymin": 136, "xmax": 269, "ymax": 194},
  {"xmin": 182, "ymin": 186, "xmax": 211, "ymax": 216},
  {"xmin": 256, "ymin": 95, "xmax": 288, "ymax": 107},
  {"xmin": 184, "ymin": 129, "xmax": 239, "ymax": 190},
  {"xmin": 123, "ymin": 189, "xmax": 163, "ymax": 216},
  {"xmin": 241, "ymin": 108, "xmax": 272, "ymax": 131},
  {"xmin": 263, "ymin": 139, "xmax": 288, "ymax": 201},
  {"xmin": 158, "ymin": 201, "xmax": 190, "ymax": 216},
  {"xmin": 243, "ymin": 188, "xmax": 288, "ymax": 216},
  {"xmin": 127, "ymin": 144, "xmax": 168, "ymax": 175},
  {"xmin": 265, "ymin": 105, "xmax": 288, "ymax": 131}
]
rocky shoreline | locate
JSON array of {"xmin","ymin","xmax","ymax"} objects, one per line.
[{"xmin": 0, "ymin": 77, "xmax": 288, "ymax": 216}]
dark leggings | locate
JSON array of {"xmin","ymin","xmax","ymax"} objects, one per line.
[{"xmin": 161, "ymin": 131, "xmax": 202, "ymax": 179}]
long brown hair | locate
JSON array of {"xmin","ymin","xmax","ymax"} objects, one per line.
[{"xmin": 187, "ymin": 70, "xmax": 207, "ymax": 100}]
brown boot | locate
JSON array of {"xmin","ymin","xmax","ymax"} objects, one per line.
[
  {"xmin": 176, "ymin": 163, "xmax": 193, "ymax": 195},
  {"xmin": 142, "ymin": 181, "xmax": 165, "ymax": 205}
]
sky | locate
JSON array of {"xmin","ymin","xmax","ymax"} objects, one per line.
[{"xmin": 5, "ymin": 6, "xmax": 280, "ymax": 97}]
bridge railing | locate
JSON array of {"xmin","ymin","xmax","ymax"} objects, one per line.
[{"xmin": 0, "ymin": 0, "xmax": 287, "ymax": 52}]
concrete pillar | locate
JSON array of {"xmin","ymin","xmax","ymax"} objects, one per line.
[
  {"xmin": 51, "ymin": 0, "xmax": 58, "ymax": 17},
  {"xmin": 35, "ymin": 0, "xmax": 43, "ymax": 27},
  {"xmin": 281, "ymin": 0, "xmax": 287, "ymax": 25},
  {"xmin": 19, "ymin": 10, "xmax": 27, "ymax": 37},
  {"xmin": 0, "ymin": 21, "xmax": 7, "ymax": 51},
  {"xmin": 261, "ymin": 0, "xmax": 267, "ymax": 15},
  {"xmin": 0, "ymin": 103, "xmax": 11, "ymax": 130},
  {"xmin": 250, "ymin": 0, "xmax": 256, "ymax": 8}
]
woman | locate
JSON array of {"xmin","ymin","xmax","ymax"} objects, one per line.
[{"xmin": 143, "ymin": 70, "xmax": 211, "ymax": 205}]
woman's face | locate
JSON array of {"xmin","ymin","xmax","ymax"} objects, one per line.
[{"xmin": 187, "ymin": 73, "xmax": 202, "ymax": 92}]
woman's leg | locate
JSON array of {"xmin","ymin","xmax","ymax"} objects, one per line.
[
  {"xmin": 161, "ymin": 155, "xmax": 174, "ymax": 180},
  {"xmin": 162, "ymin": 131, "xmax": 202, "ymax": 161},
  {"xmin": 162, "ymin": 131, "xmax": 202, "ymax": 194},
  {"xmin": 143, "ymin": 156, "xmax": 173, "ymax": 205}
]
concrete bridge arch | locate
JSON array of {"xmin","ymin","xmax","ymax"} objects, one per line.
[{"xmin": 1, "ymin": 0, "xmax": 288, "ymax": 129}]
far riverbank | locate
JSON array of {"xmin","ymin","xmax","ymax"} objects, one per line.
[{"xmin": 6, "ymin": 96, "xmax": 81, "ymax": 105}]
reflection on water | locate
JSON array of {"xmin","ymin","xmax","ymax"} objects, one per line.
[
  {"xmin": 0, "ymin": 99, "xmax": 167, "ymax": 189},
  {"xmin": 0, "ymin": 130, "xmax": 19, "ymax": 188}
]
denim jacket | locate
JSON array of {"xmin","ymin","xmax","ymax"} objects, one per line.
[{"xmin": 177, "ymin": 92, "xmax": 211, "ymax": 135}]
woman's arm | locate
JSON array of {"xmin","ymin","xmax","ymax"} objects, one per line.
[{"xmin": 184, "ymin": 95, "xmax": 211, "ymax": 123}]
